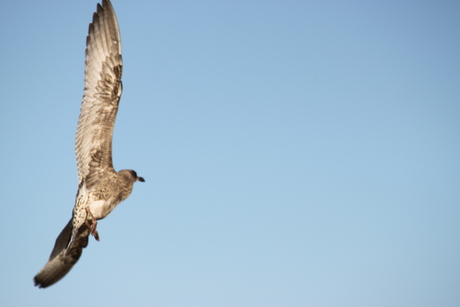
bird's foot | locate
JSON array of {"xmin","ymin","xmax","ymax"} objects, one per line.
[
  {"xmin": 92, "ymin": 229, "xmax": 100, "ymax": 241},
  {"xmin": 85, "ymin": 218, "xmax": 100, "ymax": 241},
  {"xmin": 85, "ymin": 207, "xmax": 100, "ymax": 241}
]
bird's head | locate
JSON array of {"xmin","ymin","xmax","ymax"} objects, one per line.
[{"xmin": 119, "ymin": 169, "xmax": 145, "ymax": 183}]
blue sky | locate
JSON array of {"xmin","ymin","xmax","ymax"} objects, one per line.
[{"xmin": 1, "ymin": 0, "xmax": 459, "ymax": 306}]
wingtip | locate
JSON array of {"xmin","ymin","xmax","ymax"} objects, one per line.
[{"xmin": 33, "ymin": 278, "xmax": 46, "ymax": 289}]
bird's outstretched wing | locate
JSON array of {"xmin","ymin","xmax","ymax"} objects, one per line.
[
  {"xmin": 33, "ymin": 220, "xmax": 90, "ymax": 288},
  {"xmin": 34, "ymin": 0, "xmax": 123, "ymax": 288},
  {"xmin": 75, "ymin": 0, "xmax": 123, "ymax": 189}
]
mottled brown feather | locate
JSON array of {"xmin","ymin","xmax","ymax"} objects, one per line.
[{"xmin": 34, "ymin": 0, "xmax": 144, "ymax": 289}]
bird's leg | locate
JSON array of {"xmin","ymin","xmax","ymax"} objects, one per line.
[{"xmin": 85, "ymin": 207, "xmax": 100, "ymax": 241}]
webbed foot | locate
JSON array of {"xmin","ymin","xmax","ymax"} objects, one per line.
[{"xmin": 85, "ymin": 207, "xmax": 100, "ymax": 241}]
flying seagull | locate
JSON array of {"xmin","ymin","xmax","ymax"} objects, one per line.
[{"xmin": 34, "ymin": 0, "xmax": 144, "ymax": 288}]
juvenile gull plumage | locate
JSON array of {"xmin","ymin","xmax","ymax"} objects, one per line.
[{"xmin": 34, "ymin": 0, "xmax": 144, "ymax": 288}]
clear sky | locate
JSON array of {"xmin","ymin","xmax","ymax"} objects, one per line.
[{"xmin": 1, "ymin": 0, "xmax": 459, "ymax": 306}]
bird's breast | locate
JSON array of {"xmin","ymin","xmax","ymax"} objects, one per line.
[
  {"xmin": 87, "ymin": 193, "xmax": 121, "ymax": 220},
  {"xmin": 88, "ymin": 199, "xmax": 109, "ymax": 219}
]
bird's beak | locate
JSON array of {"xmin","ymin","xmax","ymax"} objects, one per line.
[{"xmin": 138, "ymin": 176, "xmax": 145, "ymax": 182}]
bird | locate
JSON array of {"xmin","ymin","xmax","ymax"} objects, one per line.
[{"xmin": 34, "ymin": 0, "xmax": 144, "ymax": 288}]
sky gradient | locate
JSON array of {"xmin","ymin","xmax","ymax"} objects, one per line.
[{"xmin": 1, "ymin": 0, "xmax": 459, "ymax": 306}]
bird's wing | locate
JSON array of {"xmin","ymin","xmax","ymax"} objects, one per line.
[
  {"xmin": 34, "ymin": 219, "xmax": 90, "ymax": 288},
  {"xmin": 75, "ymin": 0, "xmax": 122, "ymax": 188}
]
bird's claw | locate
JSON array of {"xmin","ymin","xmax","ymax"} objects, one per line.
[{"xmin": 85, "ymin": 207, "xmax": 100, "ymax": 241}]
